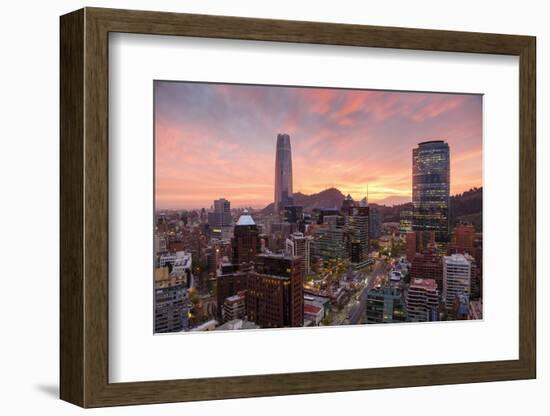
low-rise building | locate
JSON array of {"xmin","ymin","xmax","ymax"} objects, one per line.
[{"xmin": 304, "ymin": 303, "xmax": 324, "ymax": 326}]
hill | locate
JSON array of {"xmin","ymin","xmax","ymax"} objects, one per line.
[
  {"xmin": 262, "ymin": 187, "xmax": 345, "ymax": 214},
  {"xmin": 375, "ymin": 186, "xmax": 482, "ymax": 230}
]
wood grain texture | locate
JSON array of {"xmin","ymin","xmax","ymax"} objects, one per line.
[
  {"xmin": 59, "ymin": 7, "xmax": 537, "ymax": 408},
  {"xmin": 59, "ymin": 8, "xmax": 84, "ymax": 407}
]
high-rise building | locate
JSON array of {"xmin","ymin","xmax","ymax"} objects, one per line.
[
  {"xmin": 412, "ymin": 140, "xmax": 450, "ymax": 242},
  {"xmin": 369, "ymin": 206, "xmax": 382, "ymax": 240},
  {"xmin": 406, "ymin": 278, "xmax": 439, "ymax": 322},
  {"xmin": 231, "ymin": 210, "xmax": 261, "ymax": 266},
  {"xmin": 286, "ymin": 232, "xmax": 313, "ymax": 276},
  {"xmin": 208, "ymin": 198, "xmax": 232, "ymax": 229},
  {"xmin": 216, "ymin": 254, "xmax": 304, "ymax": 328},
  {"xmin": 312, "ymin": 220, "xmax": 347, "ymax": 261},
  {"xmin": 250, "ymin": 253, "xmax": 304, "ymax": 328},
  {"xmin": 274, "ymin": 133, "xmax": 293, "ymax": 213},
  {"xmin": 154, "ymin": 267, "xmax": 190, "ymax": 333},
  {"xmin": 443, "ymin": 253, "xmax": 471, "ymax": 312},
  {"xmin": 346, "ymin": 205, "xmax": 370, "ymax": 263},
  {"xmin": 366, "ymin": 286, "xmax": 406, "ymax": 323}
]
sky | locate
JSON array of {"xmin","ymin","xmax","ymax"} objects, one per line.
[{"xmin": 155, "ymin": 81, "xmax": 482, "ymax": 209}]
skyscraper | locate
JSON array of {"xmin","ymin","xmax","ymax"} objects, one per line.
[
  {"xmin": 274, "ymin": 133, "xmax": 293, "ymax": 214},
  {"xmin": 347, "ymin": 205, "xmax": 370, "ymax": 263},
  {"xmin": 412, "ymin": 140, "xmax": 450, "ymax": 242},
  {"xmin": 208, "ymin": 198, "xmax": 232, "ymax": 228},
  {"xmin": 231, "ymin": 210, "xmax": 261, "ymax": 266}
]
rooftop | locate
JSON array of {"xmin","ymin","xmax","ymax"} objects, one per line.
[
  {"xmin": 236, "ymin": 209, "xmax": 256, "ymax": 226},
  {"xmin": 410, "ymin": 278, "xmax": 438, "ymax": 291},
  {"xmin": 304, "ymin": 304, "xmax": 322, "ymax": 314},
  {"xmin": 444, "ymin": 253, "xmax": 472, "ymax": 265},
  {"xmin": 418, "ymin": 140, "xmax": 446, "ymax": 146}
]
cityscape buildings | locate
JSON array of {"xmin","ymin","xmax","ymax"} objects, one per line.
[
  {"xmin": 412, "ymin": 140, "xmax": 451, "ymax": 243},
  {"xmin": 153, "ymin": 132, "xmax": 482, "ymax": 332},
  {"xmin": 153, "ymin": 83, "xmax": 482, "ymax": 333}
]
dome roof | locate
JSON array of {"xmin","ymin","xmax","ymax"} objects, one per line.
[{"xmin": 236, "ymin": 209, "xmax": 255, "ymax": 226}]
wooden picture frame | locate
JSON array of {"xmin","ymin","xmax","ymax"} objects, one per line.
[{"xmin": 60, "ymin": 7, "xmax": 536, "ymax": 408}]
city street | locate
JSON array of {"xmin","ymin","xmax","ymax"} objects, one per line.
[{"xmin": 348, "ymin": 260, "xmax": 388, "ymax": 324}]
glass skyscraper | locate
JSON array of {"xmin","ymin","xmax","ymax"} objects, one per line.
[
  {"xmin": 412, "ymin": 140, "xmax": 450, "ymax": 242},
  {"xmin": 274, "ymin": 133, "xmax": 293, "ymax": 214}
]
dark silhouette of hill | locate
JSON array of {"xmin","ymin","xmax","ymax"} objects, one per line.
[{"xmin": 262, "ymin": 187, "xmax": 345, "ymax": 214}]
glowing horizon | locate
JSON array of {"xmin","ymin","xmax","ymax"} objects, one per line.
[{"xmin": 155, "ymin": 81, "xmax": 482, "ymax": 210}]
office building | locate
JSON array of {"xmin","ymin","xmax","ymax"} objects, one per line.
[
  {"xmin": 443, "ymin": 253, "xmax": 472, "ymax": 312},
  {"xmin": 406, "ymin": 278, "xmax": 440, "ymax": 322},
  {"xmin": 412, "ymin": 140, "xmax": 450, "ymax": 242},
  {"xmin": 154, "ymin": 267, "xmax": 190, "ymax": 333},
  {"xmin": 346, "ymin": 205, "xmax": 370, "ymax": 263},
  {"xmin": 216, "ymin": 254, "xmax": 304, "ymax": 328},
  {"xmin": 274, "ymin": 133, "xmax": 293, "ymax": 213},
  {"xmin": 208, "ymin": 198, "xmax": 232, "ymax": 228},
  {"xmin": 369, "ymin": 206, "xmax": 382, "ymax": 240},
  {"xmin": 312, "ymin": 221, "xmax": 347, "ymax": 261},
  {"xmin": 231, "ymin": 209, "xmax": 261, "ymax": 266},
  {"xmin": 366, "ymin": 286, "xmax": 406, "ymax": 323},
  {"xmin": 286, "ymin": 232, "xmax": 313, "ymax": 276}
]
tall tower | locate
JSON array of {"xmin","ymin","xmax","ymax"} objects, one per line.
[
  {"xmin": 412, "ymin": 140, "xmax": 450, "ymax": 242},
  {"xmin": 274, "ymin": 133, "xmax": 293, "ymax": 214},
  {"xmin": 231, "ymin": 209, "xmax": 261, "ymax": 266}
]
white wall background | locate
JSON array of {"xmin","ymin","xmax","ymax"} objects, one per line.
[{"xmin": 0, "ymin": 0, "xmax": 546, "ymax": 414}]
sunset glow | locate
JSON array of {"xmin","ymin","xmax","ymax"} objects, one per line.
[{"xmin": 155, "ymin": 82, "xmax": 482, "ymax": 209}]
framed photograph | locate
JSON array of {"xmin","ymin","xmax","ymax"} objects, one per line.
[{"xmin": 60, "ymin": 7, "xmax": 536, "ymax": 408}]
